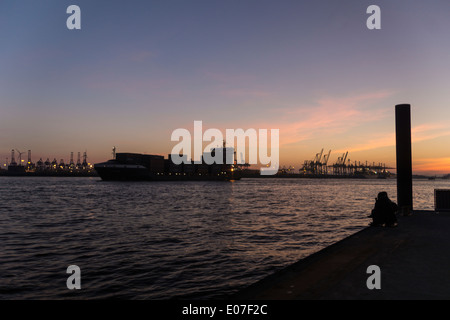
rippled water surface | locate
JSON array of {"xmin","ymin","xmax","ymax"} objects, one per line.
[{"xmin": 0, "ymin": 177, "xmax": 448, "ymax": 299}]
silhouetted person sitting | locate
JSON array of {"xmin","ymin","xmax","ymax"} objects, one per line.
[{"xmin": 369, "ymin": 191, "xmax": 398, "ymax": 227}]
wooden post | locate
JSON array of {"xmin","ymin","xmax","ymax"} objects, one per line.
[{"xmin": 395, "ymin": 104, "xmax": 413, "ymax": 214}]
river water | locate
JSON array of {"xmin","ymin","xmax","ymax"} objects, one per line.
[{"xmin": 0, "ymin": 177, "xmax": 447, "ymax": 299}]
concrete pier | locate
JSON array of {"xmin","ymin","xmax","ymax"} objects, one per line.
[{"xmin": 233, "ymin": 211, "xmax": 450, "ymax": 300}]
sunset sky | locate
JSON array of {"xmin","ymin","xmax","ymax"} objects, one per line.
[{"xmin": 1, "ymin": 0, "xmax": 450, "ymax": 174}]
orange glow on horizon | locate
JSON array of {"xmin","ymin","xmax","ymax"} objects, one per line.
[{"xmin": 413, "ymin": 158, "xmax": 450, "ymax": 174}]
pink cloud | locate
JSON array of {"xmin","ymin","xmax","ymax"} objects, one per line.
[
  {"xmin": 412, "ymin": 123, "xmax": 450, "ymax": 142},
  {"xmin": 261, "ymin": 90, "xmax": 450, "ymax": 156},
  {"xmin": 270, "ymin": 90, "xmax": 394, "ymax": 146},
  {"xmin": 333, "ymin": 122, "xmax": 450, "ymax": 154},
  {"xmin": 334, "ymin": 133, "xmax": 395, "ymax": 154}
]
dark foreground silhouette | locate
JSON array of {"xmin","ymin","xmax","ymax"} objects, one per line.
[{"xmin": 369, "ymin": 191, "xmax": 398, "ymax": 227}]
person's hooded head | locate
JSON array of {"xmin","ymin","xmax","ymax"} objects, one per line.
[{"xmin": 377, "ymin": 191, "xmax": 388, "ymax": 200}]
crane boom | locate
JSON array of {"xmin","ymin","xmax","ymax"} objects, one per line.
[
  {"xmin": 318, "ymin": 148, "xmax": 324, "ymax": 163},
  {"xmin": 324, "ymin": 150, "xmax": 331, "ymax": 165},
  {"xmin": 342, "ymin": 151, "xmax": 348, "ymax": 165}
]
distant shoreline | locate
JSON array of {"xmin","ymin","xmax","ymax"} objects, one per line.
[
  {"xmin": 0, "ymin": 171, "xmax": 443, "ymax": 180},
  {"xmin": 0, "ymin": 171, "xmax": 98, "ymax": 177}
]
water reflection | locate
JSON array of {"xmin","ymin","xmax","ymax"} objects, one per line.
[{"xmin": 0, "ymin": 177, "xmax": 448, "ymax": 299}]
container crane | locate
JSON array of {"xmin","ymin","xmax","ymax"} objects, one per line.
[{"xmin": 322, "ymin": 150, "xmax": 331, "ymax": 174}]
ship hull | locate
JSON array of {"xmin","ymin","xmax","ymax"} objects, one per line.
[
  {"xmin": 94, "ymin": 164, "xmax": 151, "ymax": 181},
  {"xmin": 94, "ymin": 163, "xmax": 240, "ymax": 181}
]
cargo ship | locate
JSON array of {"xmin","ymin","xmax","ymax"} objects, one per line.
[{"xmin": 94, "ymin": 147, "xmax": 241, "ymax": 181}]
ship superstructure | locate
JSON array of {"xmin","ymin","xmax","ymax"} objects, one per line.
[{"xmin": 94, "ymin": 147, "xmax": 240, "ymax": 181}]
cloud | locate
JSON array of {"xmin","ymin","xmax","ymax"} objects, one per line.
[
  {"xmin": 335, "ymin": 133, "xmax": 396, "ymax": 154},
  {"xmin": 412, "ymin": 123, "xmax": 450, "ymax": 142},
  {"xmin": 272, "ymin": 90, "xmax": 394, "ymax": 146},
  {"xmin": 333, "ymin": 122, "xmax": 450, "ymax": 154}
]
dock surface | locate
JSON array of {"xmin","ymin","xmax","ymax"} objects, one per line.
[{"xmin": 233, "ymin": 211, "xmax": 450, "ymax": 299}]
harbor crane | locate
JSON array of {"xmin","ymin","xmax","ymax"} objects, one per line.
[
  {"xmin": 321, "ymin": 150, "xmax": 332, "ymax": 174},
  {"xmin": 301, "ymin": 148, "xmax": 331, "ymax": 175},
  {"xmin": 333, "ymin": 151, "xmax": 348, "ymax": 175}
]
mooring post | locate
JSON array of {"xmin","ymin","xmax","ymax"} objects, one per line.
[{"xmin": 395, "ymin": 104, "xmax": 413, "ymax": 214}]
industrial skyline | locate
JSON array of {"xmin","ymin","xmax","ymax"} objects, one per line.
[{"xmin": 1, "ymin": 1, "xmax": 450, "ymax": 174}]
